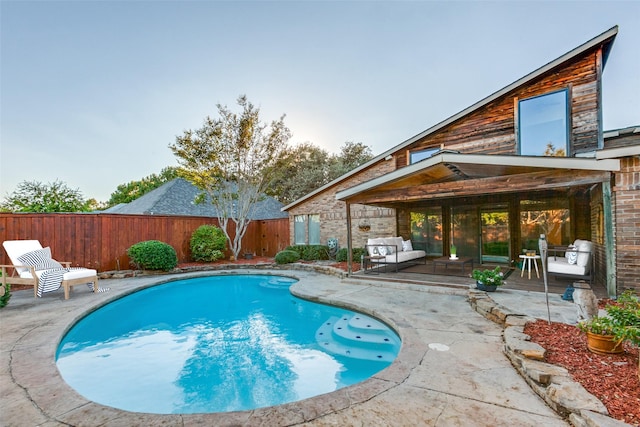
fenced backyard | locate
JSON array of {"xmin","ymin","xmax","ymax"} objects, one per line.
[{"xmin": 0, "ymin": 213, "xmax": 290, "ymax": 272}]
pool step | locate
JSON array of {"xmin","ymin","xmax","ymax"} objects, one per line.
[
  {"xmin": 258, "ymin": 277, "xmax": 297, "ymax": 289},
  {"xmin": 315, "ymin": 314, "xmax": 400, "ymax": 362}
]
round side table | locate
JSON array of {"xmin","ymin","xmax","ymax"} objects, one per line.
[{"xmin": 519, "ymin": 254, "xmax": 541, "ymax": 279}]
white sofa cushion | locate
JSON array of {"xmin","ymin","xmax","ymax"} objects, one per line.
[
  {"xmin": 548, "ymin": 258, "xmax": 588, "ymax": 276},
  {"xmin": 371, "ymin": 250, "xmax": 427, "ymax": 264},
  {"xmin": 394, "ymin": 250, "xmax": 426, "ymax": 263},
  {"xmin": 20, "ymin": 267, "xmax": 98, "ymax": 281},
  {"xmin": 575, "ymin": 240, "xmax": 592, "ymax": 268},
  {"xmin": 3, "ymin": 239, "xmax": 44, "ymax": 274},
  {"xmin": 381, "ymin": 237, "xmax": 403, "ymax": 254}
]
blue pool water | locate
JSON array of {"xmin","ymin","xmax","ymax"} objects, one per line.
[{"xmin": 56, "ymin": 275, "xmax": 401, "ymax": 414}]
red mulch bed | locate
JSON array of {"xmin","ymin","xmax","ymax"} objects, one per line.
[{"xmin": 524, "ymin": 319, "xmax": 640, "ymax": 425}]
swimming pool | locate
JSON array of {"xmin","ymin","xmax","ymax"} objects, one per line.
[{"xmin": 56, "ymin": 274, "xmax": 401, "ymax": 414}]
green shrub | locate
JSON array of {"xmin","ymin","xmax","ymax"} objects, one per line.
[
  {"xmin": 275, "ymin": 250, "xmax": 301, "ymax": 264},
  {"xmin": 0, "ymin": 280, "xmax": 10, "ymax": 309},
  {"xmin": 190, "ymin": 224, "xmax": 227, "ymax": 262},
  {"xmin": 127, "ymin": 240, "xmax": 178, "ymax": 271},
  {"xmin": 284, "ymin": 245, "xmax": 330, "ymax": 261},
  {"xmin": 335, "ymin": 247, "xmax": 366, "ymax": 263}
]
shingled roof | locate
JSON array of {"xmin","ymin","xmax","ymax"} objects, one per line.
[{"xmin": 102, "ymin": 178, "xmax": 288, "ymax": 220}]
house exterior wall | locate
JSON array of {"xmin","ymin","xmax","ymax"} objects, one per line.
[
  {"xmin": 287, "ymin": 159, "xmax": 397, "ymax": 249},
  {"xmin": 605, "ymin": 127, "xmax": 640, "ymax": 149},
  {"xmin": 612, "ymin": 156, "xmax": 640, "ymax": 293},
  {"xmin": 287, "ymin": 48, "xmax": 608, "ymax": 254},
  {"xmin": 282, "ymin": 34, "xmax": 638, "ymax": 292},
  {"xmin": 395, "ymin": 53, "xmax": 601, "ymax": 164}
]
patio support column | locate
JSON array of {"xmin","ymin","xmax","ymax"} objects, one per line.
[
  {"xmin": 602, "ymin": 181, "xmax": 616, "ymax": 298},
  {"xmin": 345, "ymin": 201, "xmax": 353, "ymax": 275}
]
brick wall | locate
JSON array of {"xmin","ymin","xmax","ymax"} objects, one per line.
[
  {"xmin": 613, "ymin": 156, "xmax": 640, "ymax": 293},
  {"xmin": 287, "ymin": 158, "xmax": 397, "ymax": 249}
]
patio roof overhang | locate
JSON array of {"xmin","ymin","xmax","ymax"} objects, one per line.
[{"xmin": 335, "ymin": 153, "xmax": 620, "ymax": 206}]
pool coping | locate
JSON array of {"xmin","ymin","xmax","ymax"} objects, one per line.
[
  {"xmin": 2, "ymin": 270, "xmax": 445, "ymax": 425},
  {"xmin": 2, "ymin": 268, "xmax": 581, "ymax": 426}
]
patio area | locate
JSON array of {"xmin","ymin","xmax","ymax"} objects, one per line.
[
  {"xmin": 0, "ymin": 268, "xmax": 575, "ymax": 426},
  {"xmin": 352, "ymin": 259, "xmax": 609, "ymax": 299}
]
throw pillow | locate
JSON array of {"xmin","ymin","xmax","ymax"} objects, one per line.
[
  {"xmin": 386, "ymin": 245, "xmax": 395, "ymax": 255},
  {"xmin": 377, "ymin": 246, "xmax": 387, "ymax": 256},
  {"xmin": 367, "ymin": 238, "xmax": 383, "ymax": 256},
  {"xmin": 402, "ymin": 240, "xmax": 413, "ymax": 251},
  {"xmin": 17, "ymin": 247, "xmax": 63, "ymax": 271},
  {"xmin": 566, "ymin": 245, "xmax": 578, "ymax": 265}
]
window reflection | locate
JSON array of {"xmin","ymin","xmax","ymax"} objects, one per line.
[
  {"xmin": 410, "ymin": 148, "xmax": 438, "ymax": 164},
  {"xmin": 518, "ymin": 90, "xmax": 568, "ymax": 156}
]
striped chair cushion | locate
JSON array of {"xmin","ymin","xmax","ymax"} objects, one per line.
[{"xmin": 17, "ymin": 247, "xmax": 63, "ymax": 271}]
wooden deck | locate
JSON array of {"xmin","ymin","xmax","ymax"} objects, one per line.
[{"xmin": 352, "ymin": 259, "xmax": 608, "ymax": 299}]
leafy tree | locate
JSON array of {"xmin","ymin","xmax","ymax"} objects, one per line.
[
  {"xmin": 270, "ymin": 141, "xmax": 374, "ymax": 205},
  {"xmin": 328, "ymin": 141, "xmax": 374, "ymax": 180},
  {"xmin": 0, "ymin": 180, "xmax": 91, "ymax": 212},
  {"xmin": 106, "ymin": 167, "xmax": 180, "ymax": 207},
  {"xmin": 86, "ymin": 198, "xmax": 107, "ymax": 211},
  {"xmin": 543, "ymin": 142, "xmax": 566, "ymax": 157},
  {"xmin": 169, "ymin": 95, "xmax": 291, "ymax": 259},
  {"xmin": 269, "ymin": 142, "xmax": 330, "ymax": 204}
]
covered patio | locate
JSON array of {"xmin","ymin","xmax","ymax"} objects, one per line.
[
  {"xmin": 351, "ymin": 259, "xmax": 610, "ymax": 299},
  {"xmin": 337, "ymin": 152, "xmax": 619, "ymax": 297}
]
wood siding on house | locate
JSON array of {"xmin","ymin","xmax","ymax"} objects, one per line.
[
  {"xmin": 346, "ymin": 169, "xmax": 610, "ymax": 206},
  {"xmin": 282, "ymin": 29, "xmax": 640, "ymax": 294},
  {"xmin": 398, "ymin": 52, "xmax": 602, "ymax": 162},
  {"xmin": 0, "ymin": 214, "xmax": 289, "ymax": 272}
]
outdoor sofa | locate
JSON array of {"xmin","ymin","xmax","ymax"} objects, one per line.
[{"xmin": 365, "ymin": 237, "xmax": 427, "ymax": 272}]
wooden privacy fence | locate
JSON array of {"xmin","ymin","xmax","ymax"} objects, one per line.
[{"xmin": 0, "ymin": 213, "xmax": 290, "ymax": 272}]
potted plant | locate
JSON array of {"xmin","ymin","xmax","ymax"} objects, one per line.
[
  {"xmin": 450, "ymin": 244, "xmax": 457, "ymax": 259},
  {"xmin": 577, "ymin": 316, "xmax": 624, "ymax": 355},
  {"xmin": 471, "ymin": 266, "xmax": 504, "ymax": 292},
  {"xmin": 577, "ymin": 290, "xmax": 639, "ymax": 358}
]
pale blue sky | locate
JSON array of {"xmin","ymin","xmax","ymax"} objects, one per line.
[{"xmin": 1, "ymin": 1, "xmax": 639, "ymax": 203}]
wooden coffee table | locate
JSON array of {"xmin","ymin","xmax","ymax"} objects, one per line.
[{"xmin": 433, "ymin": 256, "xmax": 474, "ymax": 274}]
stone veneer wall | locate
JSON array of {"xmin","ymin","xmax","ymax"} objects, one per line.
[
  {"xmin": 613, "ymin": 156, "xmax": 640, "ymax": 293},
  {"xmin": 287, "ymin": 158, "xmax": 398, "ymax": 250}
]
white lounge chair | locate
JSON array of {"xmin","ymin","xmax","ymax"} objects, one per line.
[
  {"xmin": 547, "ymin": 239, "xmax": 593, "ymax": 284},
  {"xmin": 1, "ymin": 240, "xmax": 98, "ymax": 299}
]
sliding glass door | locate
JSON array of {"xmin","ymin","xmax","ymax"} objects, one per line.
[
  {"xmin": 451, "ymin": 206, "xmax": 479, "ymax": 261},
  {"xmin": 410, "ymin": 208, "xmax": 443, "ymax": 256},
  {"xmin": 480, "ymin": 205, "xmax": 510, "ymax": 263},
  {"xmin": 451, "ymin": 204, "xmax": 510, "ymax": 264}
]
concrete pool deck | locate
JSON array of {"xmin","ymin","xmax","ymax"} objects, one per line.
[{"xmin": 1, "ymin": 269, "xmax": 586, "ymax": 426}]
